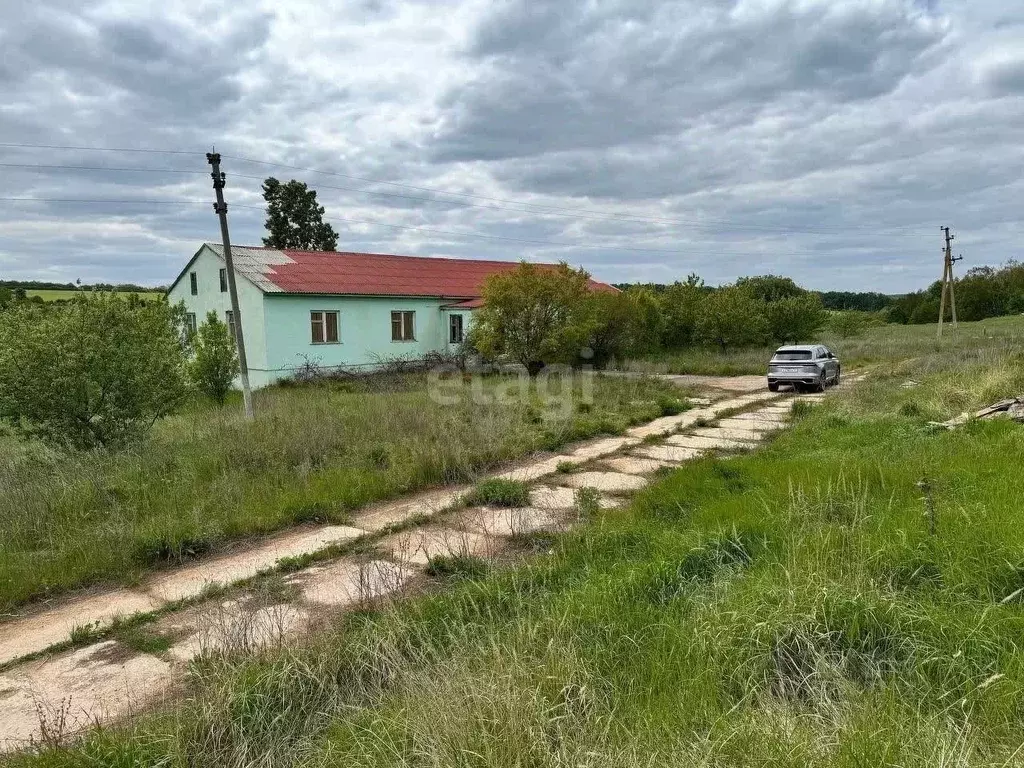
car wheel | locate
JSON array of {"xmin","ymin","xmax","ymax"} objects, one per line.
[
  {"xmin": 833, "ymin": 368, "xmax": 841, "ymax": 386},
  {"xmin": 768, "ymin": 382, "xmax": 780, "ymax": 392},
  {"xmin": 814, "ymin": 374, "xmax": 826, "ymax": 393}
]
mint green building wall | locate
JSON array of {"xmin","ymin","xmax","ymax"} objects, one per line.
[
  {"xmin": 166, "ymin": 245, "xmax": 270, "ymax": 386},
  {"xmin": 261, "ymin": 295, "xmax": 474, "ymax": 382}
]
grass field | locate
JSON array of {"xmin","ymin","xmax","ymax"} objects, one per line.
[
  {"xmin": 24, "ymin": 289, "xmax": 164, "ymax": 302},
  {"xmin": 627, "ymin": 314, "xmax": 1024, "ymax": 376},
  {"xmin": 10, "ymin": 318, "xmax": 1024, "ymax": 766},
  {"xmin": 0, "ymin": 373, "xmax": 685, "ymax": 611}
]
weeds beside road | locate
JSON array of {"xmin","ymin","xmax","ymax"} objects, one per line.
[
  {"xmin": 0, "ymin": 374, "xmax": 686, "ymax": 612},
  {"xmin": 10, "ymin": 319, "xmax": 1024, "ymax": 767}
]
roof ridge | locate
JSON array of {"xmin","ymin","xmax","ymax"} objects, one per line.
[{"xmin": 211, "ymin": 242, "xmax": 578, "ymax": 270}]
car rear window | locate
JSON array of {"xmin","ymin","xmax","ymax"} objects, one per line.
[{"xmin": 773, "ymin": 350, "xmax": 813, "ymax": 361}]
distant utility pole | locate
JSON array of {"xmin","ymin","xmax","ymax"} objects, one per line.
[
  {"xmin": 937, "ymin": 226, "xmax": 962, "ymax": 338},
  {"xmin": 207, "ymin": 152, "xmax": 255, "ymax": 420}
]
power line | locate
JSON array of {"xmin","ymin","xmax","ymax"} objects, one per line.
[
  {"xmin": 0, "ymin": 197, "xmax": 211, "ymax": 205},
  {"xmin": 224, "ymin": 202, "xmax": 853, "ymax": 258},
  {"xmin": 0, "ymin": 142, "xmax": 199, "ymax": 156},
  {"xmin": 0, "ymin": 162, "xmax": 206, "ymax": 175},
  {"xmin": 224, "ymin": 170, "xmax": 922, "ymax": 238},
  {"xmin": 0, "ymin": 195, "xmax": 934, "ymax": 257},
  {"xmin": 5, "ymin": 157, "xmax": 906, "ymax": 236},
  {"xmin": 2, "ymin": 143, "xmax": 923, "ymax": 237},
  {"xmin": 224, "ymin": 152, "xmax": 922, "ymax": 236}
]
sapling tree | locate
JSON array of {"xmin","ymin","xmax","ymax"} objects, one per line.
[
  {"xmin": 189, "ymin": 311, "xmax": 239, "ymax": 404},
  {"xmin": 471, "ymin": 262, "xmax": 597, "ymax": 375},
  {"xmin": 0, "ymin": 294, "xmax": 188, "ymax": 449}
]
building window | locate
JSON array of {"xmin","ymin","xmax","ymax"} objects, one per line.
[
  {"xmin": 449, "ymin": 314, "xmax": 464, "ymax": 344},
  {"xmin": 219, "ymin": 268, "xmax": 228, "ymax": 293},
  {"xmin": 190, "ymin": 272, "xmax": 198, "ymax": 296},
  {"xmin": 310, "ymin": 310, "xmax": 339, "ymax": 344},
  {"xmin": 391, "ymin": 310, "xmax": 415, "ymax": 341},
  {"xmin": 185, "ymin": 312, "xmax": 197, "ymax": 337},
  {"xmin": 225, "ymin": 310, "xmax": 236, "ymax": 343}
]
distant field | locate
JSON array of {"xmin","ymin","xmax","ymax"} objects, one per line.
[
  {"xmin": 626, "ymin": 314, "xmax": 1024, "ymax": 376},
  {"xmin": 25, "ymin": 289, "xmax": 164, "ymax": 302}
]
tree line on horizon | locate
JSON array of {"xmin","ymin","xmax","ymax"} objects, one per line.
[{"xmin": 614, "ymin": 259, "xmax": 1024, "ymax": 325}]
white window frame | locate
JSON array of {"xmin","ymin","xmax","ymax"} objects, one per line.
[
  {"xmin": 391, "ymin": 310, "xmax": 415, "ymax": 342},
  {"xmin": 310, "ymin": 310, "xmax": 340, "ymax": 344},
  {"xmin": 190, "ymin": 272, "xmax": 198, "ymax": 296},
  {"xmin": 185, "ymin": 312, "xmax": 197, "ymax": 337},
  {"xmin": 225, "ymin": 310, "xmax": 236, "ymax": 344}
]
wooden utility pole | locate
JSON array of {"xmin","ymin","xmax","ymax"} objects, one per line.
[
  {"xmin": 937, "ymin": 226, "xmax": 962, "ymax": 338},
  {"xmin": 207, "ymin": 152, "xmax": 255, "ymax": 420}
]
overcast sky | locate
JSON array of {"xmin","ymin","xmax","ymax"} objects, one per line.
[{"xmin": 1, "ymin": 0, "xmax": 1021, "ymax": 292}]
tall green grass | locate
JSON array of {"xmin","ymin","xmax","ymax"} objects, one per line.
[
  {"xmin": 12, "ymin": 325, "xmax": 1024, "ymax": 766},
  {"xmin": 627, "ymin": 313, "xmax": 1024, "ymax": 376},
  {"xmin": 0, "ymin": 374, "xmax": 680, "ymax": 610}
]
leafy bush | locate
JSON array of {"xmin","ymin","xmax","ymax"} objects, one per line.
[
  {"xmin": 764, "ymin": 294, "xmax": 827, "ymax": 344},
  {"xmin": 694, "ymin": 286, "xmax": 770, "ymax": 351},
  {"xmin": 471, "ymin": 262, "xmax": 597, "ymax": 375},
  {"xmin": 0, "ymin": 293, "xmax": 187, "ymax": 449},
  {"xmin": 828, "ymin": 310, "xmax": 871, "ymax": 339},
  {"xmin": 585, "ymin": 288, "xmax": 664, "ymax": 368},
  {"xmin": 658, "ymin": 274, "xmax": 707, "ymax": 348},
  {"xmin": 189, "ymin": 311, "xmax": 239, "ymax": 404}
]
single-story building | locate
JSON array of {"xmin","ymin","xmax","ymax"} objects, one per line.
[{"xmin": 167, "ymin": 243, "xmax": 617, "ymax": 388}]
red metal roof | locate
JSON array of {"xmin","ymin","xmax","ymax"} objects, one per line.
[{"xmin": 207, "ymin": 244, "xmax": 618, "ymax": 298}]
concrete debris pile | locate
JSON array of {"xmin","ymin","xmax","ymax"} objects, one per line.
[{"xmin": 929, "ymin": 398, "xmax": 1024, "ymax": 429}]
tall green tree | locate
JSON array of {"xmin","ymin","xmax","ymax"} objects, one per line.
[
  {"xmin": 471, "ymin": 262, "xmax": 596, "ymax": 375},
  {"xmin": 189, "ymin": 311, "xmax": 239, "ymax": 404},
  {"xmin": 660, "ymin": 274, "xmax": 707, "ymax": 348},
  {"xmin": 586, "ymin": 288, "xmax": 663, "ymax": 368},
  {"xmin": 0, "ymin": 294, "xmax": 188, "ymax": 449},
  {"xmin": 694, "ymin": 286, "xmax": 769, "ymax": 351},
  {"xmin": 735, "ymin": 275, "xmax": 805, "ymax": 303},
  {"xmin": 764, "ymin": 293, "xmax": 827, "ymax": 343},
  {"xmin": 262, "ymin": 177, "xmax": 339, "ymax": 251}
]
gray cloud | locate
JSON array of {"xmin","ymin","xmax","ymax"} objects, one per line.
[
  {"xmin": 981, "ymin": 56, "xmax": 1024, "ymax": 95},
  {"xmin": 0, "ymin": 0, "xmax": 1021, "ymax": 293},
  {"xmin": 431, "ymin": 0, "xmax": 947, "ymax": 162}
]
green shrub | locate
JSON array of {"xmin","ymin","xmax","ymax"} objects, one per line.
[
  {"xmin": 189, "ymin": 311, "xmax": 239, "ymax": 404},
  {"xmin": 0, "ymin": 293, "xmax": 187, "ymax": 449},
  {"xmin": 764, "ymin": 294, "xmax": 827, "ymax": 344},
  {"xmin": 694, "ymin": 286, "xmax": 770, "ymax": 351},
  {"xmin": 656, "ymin": 393, "xmax": 688, "ymax": 415},
  {"xmin": 828, "ymin": 310, "xmax": 871, "ymax": 339},
  {"xmin": 471, "ymin": 262, "xmax": 596, "ymax": 375}
]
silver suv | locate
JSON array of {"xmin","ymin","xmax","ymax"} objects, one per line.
[{"xmin": 767, "ymin": 344, "xmax": 840, "ymax": 392}]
